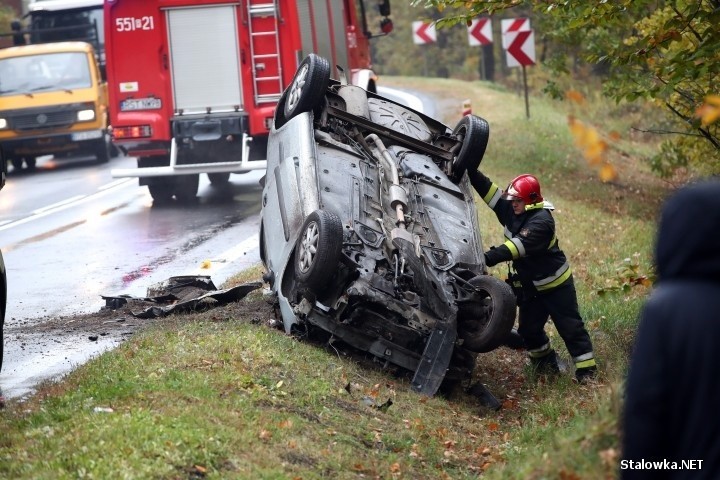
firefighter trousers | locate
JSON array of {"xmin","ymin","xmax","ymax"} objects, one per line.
[{"xmin": 516, "ymin": 277, "xmax": 594, "ymax": 361}]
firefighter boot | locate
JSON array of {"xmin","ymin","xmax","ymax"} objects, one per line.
[
  {"xmin": 574, "ymin": 365, "xmax": 598, "ymax": 384},
  {"xmin": 530, "ymin": 349, "xmax": 560, "ymax": 376}
]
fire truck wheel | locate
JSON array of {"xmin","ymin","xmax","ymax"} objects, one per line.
[
  {"xmin": 450, "ymin": 115, "xmax": 490, "ymax": 184},
  {"xmin": 208, "ymin": 172, "xmax": 230, "ymax": 185},
  {"xmin": 10, "ymin": 158, "xmax": 23, "ymax": 171},
  {"xmin": 294, "ymin": 209, "xmax": 343, "ymax": 293},
  {"xmin": 457, "ymin": 275, "xmax": 517, "ymax": 353},
  {"xmin": 174, "ymin": 174, "xmax": 199, "ymax": 203},
  {"xmin": 284, "ymin": 54, "xmax": 331, "ymax": 120},
  {"xmin": 148, "ymin": 178, "xmax": 174, "ymax": 203}
]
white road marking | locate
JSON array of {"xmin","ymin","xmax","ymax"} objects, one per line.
[{"xmin": 0, "ymin": 178, "xmax": 134, "ymax": 233}]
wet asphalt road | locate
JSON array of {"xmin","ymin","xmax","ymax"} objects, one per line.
[{"xmin": 0, "ymin": 152, "xmax": 264, "ymax": 400}]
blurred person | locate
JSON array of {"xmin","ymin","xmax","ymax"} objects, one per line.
[
  {"xmin": 468, "ymin": 170, "xmax": 597, "ymax": 382},
  {"xmin": 622, "ymin": 178, "xmax": 720, "ymax": 479}
]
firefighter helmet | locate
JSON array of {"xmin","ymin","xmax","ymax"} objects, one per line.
[{"xmin": 502, "ymin": 174, "xmax": 543, "ymax": 204}]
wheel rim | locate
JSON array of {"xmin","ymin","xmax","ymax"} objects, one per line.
[
  {"xmin": 297, "ymin": 220, "xmax": 319, "ymax": 274},
  {"xmin": 287, "ymin": 64, "xmax": 309, "ymax": 112}
]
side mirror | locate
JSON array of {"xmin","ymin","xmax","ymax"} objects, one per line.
[
  {"xmin": 11, "ymin": 19, "xmax": 26, "ymax": 46},
  {"xmin": 378, "ymin": 0, "xmax": 391, "ymax": 17}
]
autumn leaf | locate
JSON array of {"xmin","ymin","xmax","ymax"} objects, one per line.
[
  {"xmin": 200, "ymin": 259, "xmax": 212, "ymax": 269},
  {"xmin": 390, "ymin": 462, "xmax": 401, "ymax": 473},
  {"xmin": 566, "ymin": 89, "xmax": 585, "ymax": 104},
  {"xmin": 599, "ymin": 163, "xmax": 617, "ymax": 182},
  {"xmin": 258, "ymin": 429, "xmax": 272, "ymax": 441},
  {"xmin": 696, "ymin": 95, "xmax": 720, "ymax": 126}
]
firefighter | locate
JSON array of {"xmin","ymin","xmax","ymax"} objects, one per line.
[{"xmin": 468, "ymin": 170, "xmax": 597, "ymax": 383}]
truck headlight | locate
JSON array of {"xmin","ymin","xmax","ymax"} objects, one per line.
[
  {"xmin": 77, "ymin": 109, "xmax": 96, "ymax": 122},
  {"xmin": 0, "ymin": 118, "xmax": 7, "ymax": 129}
]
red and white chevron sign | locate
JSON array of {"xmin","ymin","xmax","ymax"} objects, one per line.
[
  {"xmin": 412, "ymin": 21, "xmax": 436, "ymax": 45},
  {"xmin": 467, "ymin": 18, "xmax": 492, "ymax": 46},
  {"xmin": 505, "ymin": 29, "xmax": 536, "ymax": 67},
  {"xmin": 501, "ymin": 17, "xmax": 530, "ymax": 49}
]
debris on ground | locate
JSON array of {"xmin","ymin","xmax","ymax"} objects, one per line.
[{"xmin": 101, "ymin": 276, "xmax": 262, "ymax": 319}]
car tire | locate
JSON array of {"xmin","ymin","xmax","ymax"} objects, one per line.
[
  {"xmin": 295, "ymin": 209, "xmax": 343, "ymax": 293},
  {"xmin": 25, "ymin": 157, "xmax": 37, "ymax": 170},
  {"xmin": 208, "ymin": 172, "xmax": 230, "ymax": 185},
  {"xmin": 10, "ymin": 158, "xmax": 23, "ymax": 171},
  {"xmin": 284, "ymin": 54, "xmax": 331, "ymax": 121},
  {"xmin": 458, "ymin": 275, "xmax": 517, "ymax": 353},
  {"xmin": 450, "ymin": 115, "xmax": 490, "ymax": 184},
  {"xmin": 367, "ymin": 99, "xmax": 432, "ymax": 141}
]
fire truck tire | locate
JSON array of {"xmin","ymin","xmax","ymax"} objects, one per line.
[
  {"xmin": 294, "ymin": 209, "xmax": 343, "ymax": 293},
  {"xmin": 10, "ymin": 158, "xmax": 23, "ymax": 171},
  {"xmin": 148, "ymin": 178, "xmax": 174, "ymax": 203},
  {"xmin": 284, "ymin": 54, "xmax": 331, "ymax": 121},
  {"xmin": 25, "ymin": 157, "xmax": 36, "ymax": 170},
  {"xmin": 94, "ymin": 137, "xmax": 111, "ymax": 164},
  {"xmin": 450, "ymin": 115, "xmax": 489, "ymax": 184},
  {"xmin": 174, "ymin": 174, "xmax": 199, "ymax": 203},
  {"xmin": 208, "ymin": 172, "xmax": 230, "ymax": 185},
  {"xmin": 457, "ymin": 275, "xmax": 517, "ymax": 353}
]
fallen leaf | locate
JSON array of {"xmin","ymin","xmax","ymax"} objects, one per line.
[{"xmin": 200, "ymin": 259, "xmax": 212, "ymax": 269}]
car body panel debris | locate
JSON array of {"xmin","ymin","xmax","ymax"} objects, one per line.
[{"xmin": 102, "ymin": 276, "xmax": 261, "ymax": 319}]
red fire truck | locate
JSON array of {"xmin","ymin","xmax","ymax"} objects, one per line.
[{"xmin": 104, "ymin": 0, "xmax": 392, "ymax": 202}]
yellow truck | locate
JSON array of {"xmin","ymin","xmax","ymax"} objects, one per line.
[{"xmin": 0, "ymin": 41, "xmax": 110, "ymax": 171}]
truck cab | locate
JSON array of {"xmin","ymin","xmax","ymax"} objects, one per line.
[{"xmin": 0, "ymin": 41, "xmax": 111, "ymax": 171}]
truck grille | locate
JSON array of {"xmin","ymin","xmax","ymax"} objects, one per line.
[
  {"xmin": 12, "ymin": 111, "xmax": 76, "ymax": 130},
  {"xmin": 3, "ymin": 103, "xmax": 91, "ymax": 131}
]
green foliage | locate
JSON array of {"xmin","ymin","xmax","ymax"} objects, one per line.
[
  {"xmin": 411, "ymin": 0, "xmax": 720, "ymax": 179},
  {"xmin": 596, "ymin": 254, "xmax": 655, "ymax": 296}
]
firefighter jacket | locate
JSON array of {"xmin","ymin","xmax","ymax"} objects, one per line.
[{"xmin": 468, "ymin": 170, "xmax": 571, "ymax": 293}]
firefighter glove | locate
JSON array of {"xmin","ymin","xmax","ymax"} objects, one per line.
[{"xmin": 484, "ymin": 246, "xmax": 502, "ymax": 267}]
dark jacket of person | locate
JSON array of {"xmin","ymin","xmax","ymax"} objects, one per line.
[{"xmin": 622, "ymin": 179, "xmax": 720, "ymax": 479}]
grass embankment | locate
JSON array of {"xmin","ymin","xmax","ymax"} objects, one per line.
[{"xmin": 0, "ymin": 78, "xmax": 669, "ymax": 479}]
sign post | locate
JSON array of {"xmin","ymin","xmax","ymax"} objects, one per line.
[
  {"xmin": 467, "ymin": 18, "xmax": 492, "ymax": 80},
  {"xmin": 412, "ymin": 21, "xmax": 436, "ymax": 77},
  {"xmin": 503, "ymin": 25, "xmax": 536, "ymax": 119}
]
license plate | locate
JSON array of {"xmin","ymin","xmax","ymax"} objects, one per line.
[
  {"xmin": 71, "ymin": 130, "xmax": 103, "ymax": 141},
  {"xmin": 120, "ymin": 97, "xmax": 162, "ymax": 111}
]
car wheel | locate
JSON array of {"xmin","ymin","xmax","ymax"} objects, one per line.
[
  {"xmin": 95, "ymin": 136, "xmax": 111, "ymax": 163},
  {"xmin": 367, "ymin": 98, "xmax": 432, "ymax": 141},
  {"xmin": 24, "ymin": 157, "xmax": 37, "ymax": 170},
  {"xmin": 284, "ymin": 54, "xmax": 331, "ymax": 120},
  {"xmin": 458, "ymin": 275, "xmax": 516, "ymax": 353},
  {"xmin": 295, "ymin": 209, "xmax": 343, "ymax": 292},
  {"xmin": 207, "ymin": 172, "xmax": 230, "ymax": 185},
  {"xmin": 450, "ymin": 115, "xmax": 490, "ymax": 184}
]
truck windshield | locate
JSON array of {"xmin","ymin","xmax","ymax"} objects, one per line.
[
  {"xmin": 0, "ymin": 52, "xmax": 92, "ymax": 96},
  {"xmin": 30, "ymin": 7, "xmax": 104, "ymax": 52}
]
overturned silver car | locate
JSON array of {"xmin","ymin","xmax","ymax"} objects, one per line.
[{"xmin": 260, "ymin": 54, "xmax": 516, "ymax": 396}]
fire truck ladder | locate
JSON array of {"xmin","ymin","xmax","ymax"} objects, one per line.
[{"xmin": 247, "ymin": 0, "xmax": 283, "ymax": 104}]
